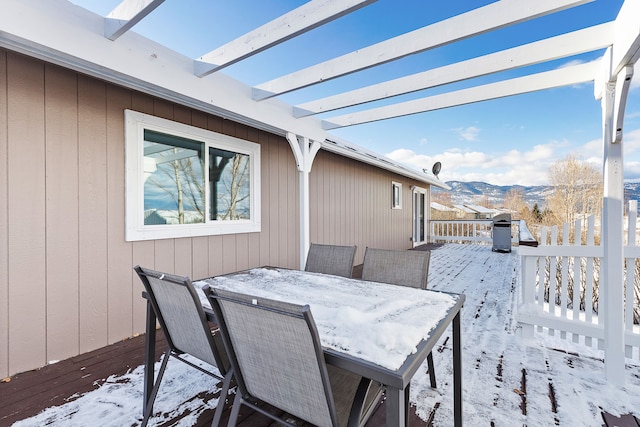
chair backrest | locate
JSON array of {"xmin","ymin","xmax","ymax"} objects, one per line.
[
  {"xmin": 134, "ymin": 266, "xmax": 227, "ymax": 373},
  {"xmin": 361, "ymin": 247, "xmax": 430, "ymax": 289},
  {"xmin": 207, "ymin": 287, "xmax": 340, "ymax": 427},
  {"xmin": 305, "ymin": 243, "xmax": 357, "ymax": 278}
]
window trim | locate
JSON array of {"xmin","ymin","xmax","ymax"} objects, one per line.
[
  {"xmin": 392, "ymin": 181, "xmax": 402, "ymax": 209},
  {"xmin": 125, "ymin": 110, "xmax": 261, "ymax": 241}
]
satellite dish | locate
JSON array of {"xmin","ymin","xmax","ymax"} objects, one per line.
[{"xmin": 431, "ymin": 161, "xmax": 442, "ymax": 178}]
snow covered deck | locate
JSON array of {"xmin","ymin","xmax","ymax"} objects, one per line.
[{"xmin": 3, "ymin": 244, "xmax": 640, "ymax": 426}]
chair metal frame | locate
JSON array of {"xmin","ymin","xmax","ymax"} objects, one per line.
[{"xmin": 134, "ymin": 265, "xmax": 231, "ymax": 427}]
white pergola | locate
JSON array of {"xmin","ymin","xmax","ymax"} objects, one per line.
[{"xmin": 1, "ymin": 0, "xmax": 639, "ymax": 384}]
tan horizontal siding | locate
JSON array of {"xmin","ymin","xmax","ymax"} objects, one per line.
[
  {"xmin": 309, "ymin": 151, "xmax": 428, "ymax": 265},
  {"xmin": 0, "ymin": 50, "xmax": 300, "ymax": 378},
  {"xmin": 0, "ymin": 48, "xmax": 428, "ymax": 378},
  {"xmin": 0, "ymin": 49, "xmax": 10, "ymax": 378}
]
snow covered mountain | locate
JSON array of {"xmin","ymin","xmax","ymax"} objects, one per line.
[{"xmin": 435, "ymin": 181, "xmax": 640, "ymax": 209}]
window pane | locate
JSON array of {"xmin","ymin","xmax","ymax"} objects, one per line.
[
  {"xmin": 210, "ymin": 147, "xmax": 251, "ymax": 221},
  {"xmin": 143, "ymin": 131, "xmax": 205, "ymax": 225}
]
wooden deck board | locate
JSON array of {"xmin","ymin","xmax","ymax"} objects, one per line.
[
  {"xmin": 0, "ymin": 329, "xmax": 430, "ymax": 427},
  {"xmin": 602, "ymin": 412, "xmax": 640, "ymax": 427},
  {"xmin": 0, "ymin": 332, "xmax": 168, "ymax": 426},
  {"xmin": 3, "ymin": 244, "xmax": 637, "ymax": 426}
]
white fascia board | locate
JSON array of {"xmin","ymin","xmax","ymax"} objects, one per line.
[
  {"xmin": 294, "ymin": 23, "xmax": 613, "ymax": 117},
  {"xmin": 0, "ymin": 0, "xmax": 329, "ymax": 143},
  {"xmin": 104, "ymin": 0, "xmax": 165, "ymax": 40},
  {"xmin": 253, "ymin": 0, "xmax": 594, "ymax": 100},
  {"xmin": 195, "ymin": 0, "xmax": 376, "ymax": 76},
  {"xmin": 323, "ymin": 62, "xmax": 599, "ymax": 129},
  {"xmin": 320, "ymin": 138, "xmax": 449, "ymax": 190}
]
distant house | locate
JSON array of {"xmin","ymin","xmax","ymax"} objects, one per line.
[
  {"xmin": 430, "ymin": 202, "xmax": 457, "ymax": 220},
  {"xmin": 453, "ymin": 204, "xmax": 477, "ymax": 219},
  {"xmin": 463, "ymin": 204, "xmax": 498, "ymax": 219}
]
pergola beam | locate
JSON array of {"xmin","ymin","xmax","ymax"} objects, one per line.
[
  {"xmin": 194, "ymin": 0, "xmax": 376, "ymax": 77},
  {"xmin": 104, "ymin": 0, "xmax": 165, "ymax": 41},
  {"xmin": 611, "ymin": 0, "xmax": 640, "ymax": 76},
  {"xmin": 294, "ymin": 23, "xmax": 613, "ymax": 118},
  {"xmin": 253, "ymin": 0, "xmax": 593, "ymax": 100},
  {"xmin": 322, "ymin": 62, "xmax": 598, "ymax": 129}
]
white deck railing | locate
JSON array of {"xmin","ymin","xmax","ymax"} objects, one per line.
[
  {"xmin": 518, "ymin": 202, "xmax": 640, "ymax": 361},
  {"xmin": 430, "ymin": 219, "xmax": 520, "ymax": 246}
]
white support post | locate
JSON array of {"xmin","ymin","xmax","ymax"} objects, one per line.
[
  {"xmin": 601, "ymin": 78, "xmax": 626, "ymax": 385},
  {"xmin": 286, "ymin": 133, "xmax": 322, "ymax": 270}
]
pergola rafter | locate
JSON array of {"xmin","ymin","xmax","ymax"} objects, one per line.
[
  {"xmin": 104, "ymin": 0, "xmax": 165, "ymax": 41},
  {"xmin": 194, "ymin": 0, "xmax": 377, "ymax": 77},
  {"xmin": 293, "ymin": 23, "xmax": 614, "ymax": 118},
  {"xmin": 322, "ymin": 62, "xmax": 599, "ymax": 129},
  {"xmin": 251, "ymin": 0, "xmax": 593, "ymax": 101}
]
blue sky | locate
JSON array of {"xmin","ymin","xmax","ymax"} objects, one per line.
[{"xmin": 71, "ymin": 0, "xmax": 640, "ymax": 186}]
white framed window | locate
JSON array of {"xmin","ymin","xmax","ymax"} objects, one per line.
[
  {"xmin": 392, "ymin": 181, "xmax": 402, "ymax": 209},
  {"xmin": 125, "ymin": 110, "xmax": 261, "ymax": 241}
]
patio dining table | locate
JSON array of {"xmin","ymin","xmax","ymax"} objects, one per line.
[{"xmin": 142, "ymin": 267, "xmax": 465, "ymax": 427}]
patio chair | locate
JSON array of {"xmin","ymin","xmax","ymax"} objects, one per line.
[
  {"xmin": 134, "ymin": 266, "xmax": 231, "ymax": 427},
  {"xmin": 361, "ymin": 247, "xmax": 430, "ymax": 289},
  {"xmin": 305, "ymin": 243, "xmax": 357, "ymax": 278},
  {"xmin": 361, "ymin": 248, "xmax": 437, "ymax": 388},
  {"xmin": 206, "ymin": 287, "xmax": 376, "ymax": 427}
]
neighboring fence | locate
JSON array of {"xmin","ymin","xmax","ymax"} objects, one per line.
[
  {"xmin": 518, "ymin": 202, "xmax": 640, "ymax": 361},
  {"xmin": 430, "ymin": 219, "xmax": 520, "ymax": 246}
]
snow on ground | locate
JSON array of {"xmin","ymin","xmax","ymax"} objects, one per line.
[
  {"xmin": 414, "ymin": 244, "xmax": 640, "ymax": 426},
  {"xmin": 12, "ymin": 244, "xmax": 640, "ymax": 426}
]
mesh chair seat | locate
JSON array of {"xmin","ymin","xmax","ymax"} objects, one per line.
[
  {"xmin": 207, "ymin": 287, "xmax": 374, "ymax": 427},
  {"xmin": 305, "ymin": 243, "xmax": 357, "ymax": 278},
  {"xmin": 361, "ymin": 247, "xmax": 430, "ymax": 289},
  {"xmin": 134, "ymin": 266, "xmax": 231, "ymax": 427}
]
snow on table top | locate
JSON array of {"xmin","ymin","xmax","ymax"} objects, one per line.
[{"xmin": 195, "ymin": 267, "xmax": 459, "ymax": 371}]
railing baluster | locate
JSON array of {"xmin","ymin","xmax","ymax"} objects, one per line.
[
  {"xmin": 572, "ymin": 218, "xmax": 582, "ymax": 343},
  {"xmin": 548, "ymin": 226, "xmax": 559, "ymax": 336},
  {"xmin": 559, "ymin": 223, "xmax": 570, "ymax": 340},
  {"xmin": 585, "ymin": 215, "xmax": 595, "ymax": 348},
  {"xmin": 625, "ymin": 201, "xmax": 637, "ymax": 358}
]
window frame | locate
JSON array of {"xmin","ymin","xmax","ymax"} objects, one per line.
[
  {"xmin": 125, "ymin": 110, "xmax": 261, "ymax": 241},
  {"xmin": 392, "ymin": 181, "xmax": 403, "ymax": 209}
]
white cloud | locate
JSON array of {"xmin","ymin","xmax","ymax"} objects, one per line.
[
  {"xmin": 623, "ymin": 128, "xmax": 640, "ymax": 154},
  {"xmin": 632, "ymin": 73, "xmax": 640, "ymax": 91},
  {"xmin": 623, "ymin": 160, "xmax": 640, "ymax": 181},
  {"xmin": 386, "ymin": 127, "xmax": 640, "ymax": 187},
  {"xmin": 386, "ymin": 142, "xmax": 561, "ymax": 186},
  {"xmin": 558, "ymin": 58, "xmax": 586, "ymax": 68},
  {"xmin": 453, "ymin": 126, "xmax": 480, "ymax": 141}
]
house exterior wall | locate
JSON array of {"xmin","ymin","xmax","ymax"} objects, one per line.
[
  {"xmin": 309, "ymin": 150, "xmax": 428, "ymax": 264},
  {"xmin": 0, "ymin": 49, "xmax": 429, "ymax": 378}
]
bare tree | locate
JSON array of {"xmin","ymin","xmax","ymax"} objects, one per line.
[
  {"xmin": 431, "ymin": 189, "xmax": 453, "ymax": 207},
  {"xmin": 474, "ymin": 194, "xmax": 493, "ymax": 208},
  {"xmin": 546, "ymin": 154, "xmax": 602, "ymax": 231},
  {"xmin": 147, "ymin": 152, "xmax": 205, "ymax": 224},
  {"xmin": 218, "ymin": 154, "xmax": 250, "ymax": 220},
  {"xmin": 504, "ymin": 188, "xmax": 530, "ymax": 221}
]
